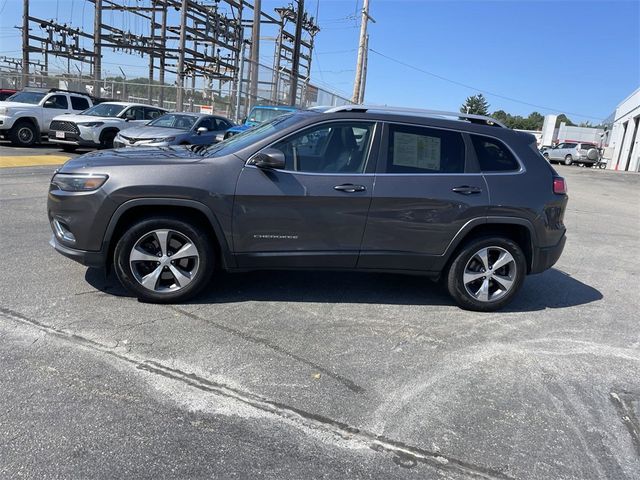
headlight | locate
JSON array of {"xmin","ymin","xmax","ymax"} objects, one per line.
[
  {"xmin": 151, "ymin": 137, "xmax": 175, "ymax": 143},
  {"xmin": 0, "ymin": 107, "xmax": 8, "ymax": 115},
  {"xmin": 51, "ymin": 173, "xmax": 108, "ymax": 191},
  {"xmin": 77, "ymin": 121, "xmax": 104, "ymax": 127}
]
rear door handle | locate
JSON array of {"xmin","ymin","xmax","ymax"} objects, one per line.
[
  {"xmin": 334, "ymin": 184, "xmax": 366, "ymax": 193},
  {"xmin": 452, "ymin": 185, "xmax": 482, "ymax": 195}
]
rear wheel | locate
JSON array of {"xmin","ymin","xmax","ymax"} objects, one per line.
[
  {"xmin": 564, "ymin": 155, "xmax": 573, "ymax": 166},
  {"xmin": 114, "ymin": 217, "xmax": 214, "ymax": 303},
  {"xmin": 446, "ymin": 237, "xmax": 526, "ymax": 311},
  {"xmin": 9, "ymin": 120, "xmax": 37, "ymax": 147}
]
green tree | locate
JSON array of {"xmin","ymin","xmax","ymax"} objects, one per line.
[
  {"xmin": 460, "ymin": 93, "xmax": 490, "ymax": 115},
  {"xmin": 555, "ymin": 114, "xmax": 575, "ymax": 127}
]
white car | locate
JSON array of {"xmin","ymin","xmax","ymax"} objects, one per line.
[
  {"xmin": 49, "ymin": 102, "xmax": 167, "ymax": 151},
  {"xmin": 0, "ymin": 88, "xmax": 94, "ymax": 147}
]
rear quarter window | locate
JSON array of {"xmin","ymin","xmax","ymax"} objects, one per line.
[{"xmin": 471, "ymin": 135, "xmax": 520, "ymax": 172}]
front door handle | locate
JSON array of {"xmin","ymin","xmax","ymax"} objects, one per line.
[
  {"xmin": 334, "ymin": 184, "xmax": 366, "ymax": 193},
  {"xmin": 452, "ymin": 185, "xmax": 482, "ymax": 195}
]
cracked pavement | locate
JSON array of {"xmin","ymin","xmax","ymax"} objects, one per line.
[{"xmin": 0, "ymin": 160, "xmax": 639, "ymax": 479}]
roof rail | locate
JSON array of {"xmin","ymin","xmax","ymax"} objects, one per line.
[
  {"xmin": 324, "ymin": 105, "xmax": 507, "ymax": 128},
  {"xmin": 23, "ymin": 87, "xmax": 93, "ymax": 98}
]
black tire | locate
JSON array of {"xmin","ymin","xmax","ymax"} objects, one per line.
[
  {"xmin": 100, "ymin": 130, "xmax": 118, "ymax": 149},
  {"xmin": 114, "ymin": 217, "xmax": 215, "ymax": 303},
  {"xmin": 446, "ymin": 236, "xmax": 527, "ymax": 312},
  {"xmin": 61, "ymin": 145, "xmax": 78, "ymax": 152},
  {"xmin": 564, "ymin": 155, "xmax": 573, "ymax": 166},
  {"xmin": 9, "ymin": 120, "xmax": 37, "ymax": 147}
]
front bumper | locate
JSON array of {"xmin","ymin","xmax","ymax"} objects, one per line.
[
  {"xmin": 49, "ymin": 235, "xmax": 106, "ymax": 267},
  {"xmin": 49, "ymin": 132, "xmax": 101, "ymax": 148},
  {"xmin": 530, "ymin": 234, "xmax": 566, "ymax": 274}
]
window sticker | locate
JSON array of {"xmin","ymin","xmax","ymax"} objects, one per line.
[{"xmin": 393, "ymin": 132, "xmax": 441, "ymax": 170}]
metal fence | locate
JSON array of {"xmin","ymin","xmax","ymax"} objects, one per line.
[{"xmin": 0, "ymin": 59, "xmax": 351, "ymax": 121}]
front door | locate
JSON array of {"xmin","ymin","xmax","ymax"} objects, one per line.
[
  {"xmin": 232, "ymin": 120, "xmax": 378, "ymax": 268},
  {"xmin": 359, "ymin": 122, "xmax": 490, "ymax": 272}
]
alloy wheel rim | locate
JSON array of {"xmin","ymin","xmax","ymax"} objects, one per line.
[
  {"xmin": 463, "ymin": 246, "xmax": 517, "ymax": 302},
  {"xmin": 18, "ymin": 127, "xmax": 33, "ymax": 143},
  {"xmin": 129, "ymin": 229, "xmax": 200, "ymax": 293}
]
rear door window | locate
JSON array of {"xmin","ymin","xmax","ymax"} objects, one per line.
[
  {"xmin": 471, "ymin": 135, "xmax": 520, "ymax": 172},
  {"xmin": 70, "ymin": 96, "xmax": 90, "ymax": 111},
  {"xmin": 386, "ymin": 124, "xmax": 465, "ymax": 174}
]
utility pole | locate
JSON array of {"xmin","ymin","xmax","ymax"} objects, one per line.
[
  {"xmin": 158, "ymin": 3, "xmax": 168, "ymax": 107},
  {"xmin": 248, "ymin": 0, "xmax": 261, "ymax": 105},
  {"xmin": 235, "ymin": 40, "xmax": 247, "ymax": 121},
  {"xmin": 148, "ymin": 1, "xmax": 156, "ymax": 103},
  {"xmin": 288, "ymin": 0, "xmax": 304, "ymax": 106},
  {"xmin": 21, "ymin": 0, "xmax": 29, "ymax": 87},
  {"xmin": 352, "ymin": 0, "xmax": 375, "ymax": 104},
  {"xmin": 358, "ymin": 34, "xmax": 368, "ymax": 103},
  {"xmin": 93, "ymin": 0, "xmax": 102, "ymax": 95},
  {"xmin": 175, "ymin": 0, "xmax": 189, "ymax": 110}
]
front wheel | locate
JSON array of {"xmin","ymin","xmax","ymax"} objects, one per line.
[
  {"xmin": 114, "ymin": 217, "xmax": 215, "ymax": 303},
  {"xmin": 9, "ymin": 121, "xmax": 37, "ymax": 147},
  {"xmin": 446, "ymin": 237, "xmax": 526, "ymax": 311},
  {"xmin": 100, "ymin": 130, "xmax": 118, "ymax": 149}
]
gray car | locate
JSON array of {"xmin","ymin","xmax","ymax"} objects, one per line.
[
  {"xmin": 48, "ymin": 106, "xmax": 568, "ymax": 311},
  {"xmin": 543, "ymin": 141, "xmax": 600, "ymax": 166},
  {"xmin": 113, "ymin": 112, "xmax": 234, "ymax": 148}
]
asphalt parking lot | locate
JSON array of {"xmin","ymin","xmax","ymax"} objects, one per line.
[{"xmin": 1, "ymin": 144, "xmax": 639, "ymax": 479}]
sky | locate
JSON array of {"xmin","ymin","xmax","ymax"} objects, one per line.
[{"xmin": 1, "ymin": 0, "xmax": 638, "ymax": 122}]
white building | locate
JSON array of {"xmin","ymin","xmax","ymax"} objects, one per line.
[{"xmin": 604, "ymin": 87, "xmax": 640, "ymax": 172}]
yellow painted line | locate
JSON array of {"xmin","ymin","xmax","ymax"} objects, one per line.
[{"xmin": 0, "ymin": 155, "xmax": 70, "ymax": 168}]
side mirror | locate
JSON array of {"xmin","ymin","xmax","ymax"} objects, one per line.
[
  {"xmin": 197, "ymin": 126, "xmax": 208, "ymax": 135},
  {"xmin": 44, "ymin": 99, "xmax": 56, "ymax": 108},
  {"xmin": 248, "ymin": 148, "xmax": 285, "ymax": 170}
]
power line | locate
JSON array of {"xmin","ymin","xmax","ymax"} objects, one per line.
[{"xmin": 368, "ymin": 48, "xmax": 603, "ymax": 121}]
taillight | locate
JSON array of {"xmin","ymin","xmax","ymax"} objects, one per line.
[{"xmin": 553, "ymin": 177, "xmax": 567, "ymax": 195}]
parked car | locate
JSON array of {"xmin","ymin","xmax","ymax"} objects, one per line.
[
  {"xmin": 0, "ymin": 89, "xmax": 18, "ymax": 101},
  {"xmin": 48, "ymin": 106, "xmax": 568, "ymax": 311},
  {"xmin": 113, "ymin": 112, "xmax": 234, "ymax": 148},
  {"xmin": 224, "ymin": 105, "xmax": 298, "ymax": 139},
  {"xmin": 543, "ymin": 141, "xmax": 600, "ymax": 166},
  {"xmin": 48, "ymin": 102, "xmax": 167, "ymax": 151},
  {"xmin": 0, "ymin": 88, "xmax": 94, "ymax": 146}
]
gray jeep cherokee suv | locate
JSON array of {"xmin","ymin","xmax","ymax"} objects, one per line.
[{"xmin": 48, "ymin": 106, "xmax": 568, "ymax": 311}]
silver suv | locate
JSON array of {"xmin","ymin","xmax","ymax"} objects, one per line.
[{"xmin": 543, "ymin": 142, "xmax": 600, "ymax": 166}]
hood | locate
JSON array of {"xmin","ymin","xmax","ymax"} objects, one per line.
[
  {"xmin": 0, "ymin": 101, "xmax": 40, "ymax": 109},
  {"xmin": 52, "ymin": 113, "xmax": 120, "ymax": 123},
  {"xmin": 60, "ymin": 146, "xmax": 205, "ymax": 171},
  {"xmin": 119, "ymin": 126, "xmax": 187, "ymax": 139},
  {"xmin": 228, "ymin": 124, "xmax": 251, "ymax": 133}
]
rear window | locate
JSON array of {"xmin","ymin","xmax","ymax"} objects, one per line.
[
  {"xmin": 387, "ymin": 124, "xmax": 465, "ymax": 174},
  {"xmin": 579, "ymin": 143, "xmax": 596, "ymax": 150},
  {"xmin": 471, "ymin": 135, "xmax": 520, "ymax": 172}
]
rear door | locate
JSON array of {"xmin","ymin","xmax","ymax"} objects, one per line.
[
  {"xmin": 232, "ymin": 120, "xmax": 379, "ymax": 268},
  {"xmin": 359, "ymin": 122, "xmax": 489, "ymax": 272}
]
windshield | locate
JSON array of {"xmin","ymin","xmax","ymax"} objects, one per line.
[
  {"xmin": 203, "ymin": 113, "xmax": 299, "ymax": 157},
  {"xmin": 149, "ymin": 113, "xmax": 197, "ymax": 130},
  {"xmin": 249, "ymin": 107, "xmax": 293, "ymax": 124},
  {"xmin": 80, "ymin": 103, "xmax": 126, "ymax": 117},
  {"xmin": 6, "ymin": 91, "xmax": 46, "ymax": 104}
]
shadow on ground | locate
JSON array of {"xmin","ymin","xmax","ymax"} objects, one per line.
[{"xmin": 86, "ymin": 267, "xmax": 602, "ymax": 312}]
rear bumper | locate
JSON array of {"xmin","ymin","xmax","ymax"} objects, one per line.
[
  {"xmin": 49, "ymin": 235, "xmax": 105, "ymax": 267},
  {"xmin": 531, "ymin": 234, "xmax": 566, "ymax": 274}
]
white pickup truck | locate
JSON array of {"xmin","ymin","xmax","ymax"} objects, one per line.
[{"xmin": 0, "ymin": 89, "xmax": 94, "ymax": 147}]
